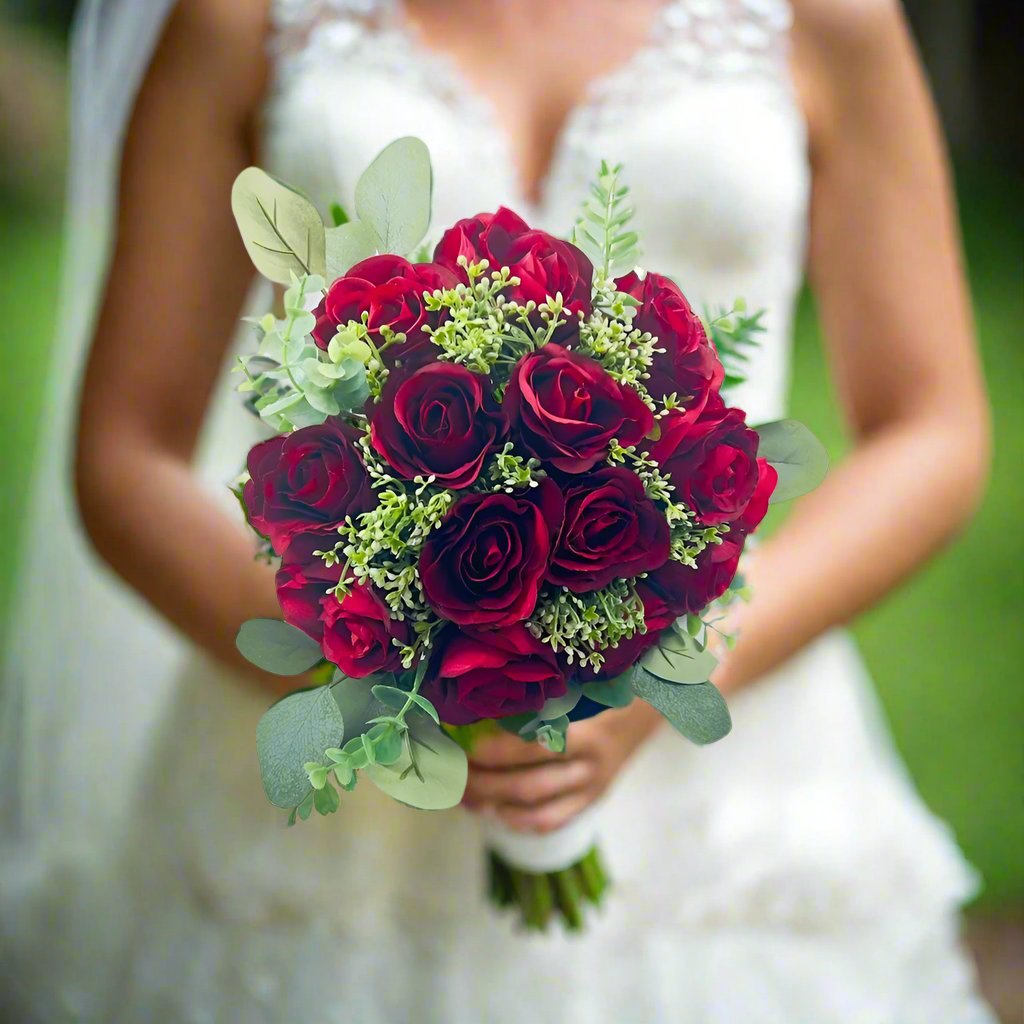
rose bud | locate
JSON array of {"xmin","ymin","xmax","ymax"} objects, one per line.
[
  {"xmin": 275, "ymin": 532, "xmax": 342, "ymax": 641},
  {"xmin": 242, "ymin": 418, "xmax": 373, "ymax": 554},
  {"xmin": 646, "ymin": 396, "xmax": 764, "ymax": 526},
  {"xmin": 504, "ymin": 344, "xmax": 654, "ymax": 473},
  {"xmin": 548, "ymin": 467, "xmax": 670, "ymax": 593},
  {"xmin": 320, "ymin": 582, "xmax": 409, "ymax": 678},
  {"xmin": 419, "ymin": 478, "xmax": 563, "ymax": 627},
  {"xmin": 616, "ymin": 271, "xmax": 724, "ymax": 407},
  {"xmin": 369, "ymin": 363, "xmax": 508, "ymax": 489},
  {"xmin": 422, "ymin": 624, "xmax": 568, "ymax": 725},
  {"xmin": 433, "ymin": 207, "xmax": 531, "ymax": 272},
  {"xmin": 311, "ymin": 255, "xmax": 456, "ymax": 367}
]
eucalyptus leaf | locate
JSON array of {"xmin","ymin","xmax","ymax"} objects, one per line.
[
  {"xmin": 581, "ymin": 672, "xmax": 635, "ymax": 708},
  {"xmin": 631, "ymin": 669, "xmax": 732, "ymax": 746},
  {"xmin": 313, "ymin": 781, "xmax": 340, "ymax": 815},
  {"xmin": 364, "ymin": 716, "xmax": 467, "ymax": 810},
  {"xmin": 537, "ymin": 684, "xmax": 582, "ymax": 721},
  {"xmin": 639, "ymin": 627, "xmax": 717, "ymax": 685},
  {"xmin": 354, "ymin": 137, "xmax": 432, "ymax": 255},
  {"xmin": 371, "ymin": 684, "xmax": 410, "ymax": 710},
  {"xmin": 231, "ymin": 167, "xmax": 326, "ymax": 284},
  {"xmin": 236, "ymin": 618, "xmax": 324, "ymax": 675},
  {"xmin": 325, "ymin": 220, "xmax": 381, "ymax": 280},
  {"xmin": 297, "ymin": 790, "xmax": 315, "ymax": 821},
  {"xmin": 256, "ymin": 685, "xmax": 345, "ymax": 808},
  {"xmin": 754, "ymin": 419, "xmax": 829, "ymax": 503}
]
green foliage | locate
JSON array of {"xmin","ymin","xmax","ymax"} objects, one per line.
[
  {"xmin": 631, "ymin": 670, "xmax": 732, "ymax": 745},
  {"xmin": 581, "ymin": 672, "xmax": 636, "ymax": 708},
  {"xmin": 236, "ymin": 618, "xmax": 323, "ymax": 676},
  {"xmin": 354, "ymin": 136, "xmax": 433, "ymax": 256},
  {"xmin": 231, "ymin": 168, "xmax": 326, "ymax": 284},
  {"xmin": 755, "ymin": 418, "xmax": 829, "ymax": 502},
  {"xmin": 325, "ymin": 221, "xmax": 380, "ymax": 282},
  {"xmin": 256, "ymin": 684, "xmax": 345, "ymax": 808},
  {"xmin": 527, "ymin": 579, "xmax": 647, "ymax": 671},
  {"xmin": 705, "ymin": 300, "xmax": 766, "ymax": 390},
  {"xmin": 571, "ymin": 161, "xmax": 640, "ymax": 281},
  {"xmin": 364, "ymin": 713, "xmax": 468, "ymax": 810},
  {"xmin": 639, "ymin": 623, "xmax": 718, "ymax": 684}
]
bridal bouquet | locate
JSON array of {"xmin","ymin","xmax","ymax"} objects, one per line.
[{"xmin": 230, "ymin": 138, "xmax": 826, "ymax": 930}]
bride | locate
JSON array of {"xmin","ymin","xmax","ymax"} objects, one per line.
[{"xmin": 0, "ymin": 0, "xmax": 995, "ymax": 1020}]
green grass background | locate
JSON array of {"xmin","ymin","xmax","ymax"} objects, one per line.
[{"xmin": 1, "ymin": 163, "xmax": 1021, "ymax": 907}]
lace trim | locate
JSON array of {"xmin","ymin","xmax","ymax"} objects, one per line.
[{"xmin": 269, "ymin": 0, "xmax": 793, "ymax": 80}]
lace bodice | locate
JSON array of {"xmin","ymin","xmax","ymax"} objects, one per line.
[{"xmin": 261, "ymin": 0, "xmax": 809, "ymax": 421}]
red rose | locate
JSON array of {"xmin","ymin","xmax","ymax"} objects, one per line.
[
  {"xmin": 435, "ymin": 208, "xmax": 593, "ymax": 332},
  {"xmin": 243, "ymin": 419, "xmax": 373, "ymax": 554},
  {"xmin": 275, "ymin": 532, "xmax": 342, "ymax": 641},
  {"xmin": 312, "ymin": 255, "xmax": 456, "ymax": 367},
  {"xmin": 646, "ymin": 397, "xmax": 763, "ymax": 526},
  {"xmin": 433, "ymin": 207, "xmax": 531, "ymax": 271},
  {"xmin": 369, "ymin": 363, "xmax": 508, "ymax": 489},
  {"xmin": 422, "ymin": 623, "xmax": 568, "ymax": 725},
  {"xmin": 419, "ymin": 479, "xmax": 563, "ymax": 627},
  {"xmin": 585, "ymin": 582, "xmax": 676, "ymax": 681},
  {"xmin": 643, "ymin": 461, "xmax": 776, "ymax": 616},
  {"xmin": 504, "ymin": 344, "xmax": 654, "ymax": 473},
  {"xmin": 617, "ymin": 271, "xmax": 724, "ymax": 405},
  {"xmin": 320, "ymin": 582, "xmax": 409, "ymax": 678},
  {"xmin": 548, "ymin": 467, "xmax": 670, "ymax": 593}
]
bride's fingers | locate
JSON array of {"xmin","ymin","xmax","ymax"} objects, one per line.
[
  {"xmin": 495, "ymin": 788, "xmax": 595, "ymax": 834},
  {"xmin": 463, "ymin": 758, "xmax": 593, "ymax": 808},
  {"xmin": 468, "ymin": 731, "xmax": 562, "ymax": 769}
]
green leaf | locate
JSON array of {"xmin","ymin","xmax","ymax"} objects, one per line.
[
  {"xmin": 639, "ymin": 626, "xmax": 718, "ymax": 684},
  {"xmin": 371, "ymin": 684, "xmax": 410, "ymax": 710},
  {"xmin": 325, "ymin": 220, "xmax": 381, "ymax": 280},
  {"xmin": 754, "ymin": 419, "xmax": 829, "ymax": 503},
  {"xmin": 537, "ymin": 684, "xmax": 582, "ymax": 721},
  {"xmin": 407, "ymin": 692, "xmax": 440, "ymax": 725},
  {"xmin": 329, "ymin": 201, "xmax": 349, "ymax": 227},
  {"xmin": 368, "ymin": 723, "xmax": 404, "ymax": 766},
  {"xmin": 231, "ymin": 167, "xmax": 326, "ymax": 284},
  {"xmin": 581, "ymin": 672, "xmax": 635, "ymax": 709},
  {"xmin": 333, "ymin": 762, "xmax": 356, "ymax": 790},
  {"xmin": 364, "ymin": 716, "xmax": 467, "ymax": 810},
  {"xmin": 354, "ymin": 137, "xmax": 432, "ymax": 255},
  {"xmin": 236, "ymin": 618, "xmax": 324, "ymax": 675},
  {"xmin": 536, "ymin": 715, "xmax": 569, "ymax": 753},
  {"xmin": 256, "ymin": 685, "xmax": 344, "ymax": 807},
  {"xmin": 313, "ymin": 780, "xmax": 340, "ymax": 815},
  {"xmin": 296, "ymin": 790, "xmax": 315, "ymax": 821},
  {"xmin": 631, "ymin": 669, "xmax": 732, "ymax": 745}
]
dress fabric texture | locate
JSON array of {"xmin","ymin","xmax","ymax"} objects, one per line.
[{"xmin": 0, "ymin": 0, "xmax": 996, "ymax": 1021}]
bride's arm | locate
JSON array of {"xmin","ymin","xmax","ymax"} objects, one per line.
[
  {"xmin": 714, "ymin": 0, "xmax": 989, "ymax": 692},
  {"xmin": 74, "ymin": 0, "xmax": 283, "ymax": 680},
  {"xmin": 465, "ymin": 0, "xmax": 989, "ymax": 831}
]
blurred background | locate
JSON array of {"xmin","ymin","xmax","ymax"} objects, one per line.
[{"xmin": 0, "ymin": 1, "xmax": 1021, "ymax": 1018}]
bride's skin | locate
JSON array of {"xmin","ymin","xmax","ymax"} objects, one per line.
[{"xmin": 75, "ymin": 0, "xmax": 987, "ymax": 834}]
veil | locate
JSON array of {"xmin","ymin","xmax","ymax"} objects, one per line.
[{"xmin": 1, "ymin": 0, "xmax": 178, "ymax": 930}]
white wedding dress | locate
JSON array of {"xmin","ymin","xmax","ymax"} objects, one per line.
[{"xmin": 0, "ymin": 1, "xmax": 996, "ymax": 1021}]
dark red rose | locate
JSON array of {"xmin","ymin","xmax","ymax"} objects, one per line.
[
  {"xmin": 320, "ymin": 582, "xmax": 409, "ymax": 678},
  {"xmin": 369, "ymin": 363, "xmax": 508, "ymax": 489},
  {"xmin": 548, "ymin": 467, "xmax": 670, "ymax": 593},
  {"xmin": 617, "ymin": 271, "xmax": 724, "ymax": 406},
  {"xmin": 275, "ymin": 532, "xmax": 342, "ymax": 641},
  {"xmin": 435, "ymin": 208, "xmax": 593, "ymax": 332},
  {"xmin": 312, "ymin": 255, "xmax": 456, "ymax": 367},
  {"xmin": 422, "ymin": 623, "xmax": 568, "ymax": 725},
  {"xmin": 433, "ymin": 207, "xmax": 531, "ymax": 271},
  {"xmin": 504, "ymin": 344, "xmax": 654, "ymax": 473},
  {"xmin": 646, "ymin": 397, "xmax": 763, "ymax": 526},
  {"xmin": 585, "ymin": 582, "xmax": 677, "ymax": 681},
  {"xmin": 419, "ymin": 479, "xmax": 563, "ymax": 627},
  {"xmin": 643, "ymin": 459, "xmax": 776, "ymax": 617},
  {"xmin": 243, "ymin": 419, "xmax": 373, "ymax": 554}
]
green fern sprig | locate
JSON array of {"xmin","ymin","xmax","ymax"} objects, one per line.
[
  {"xmin": 704, "ymin": 300, "xmax": 767, "ymax": 390},
  {"xmin": 571, "ymin": 161, "xmax": 641, "ymax": 280}
]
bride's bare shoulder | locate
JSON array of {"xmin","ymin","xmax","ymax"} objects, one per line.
[{"xmin": 153, "ymin": 0, "xmax": 272, "ymax": 113}]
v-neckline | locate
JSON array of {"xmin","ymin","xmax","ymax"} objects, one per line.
[{"xmin": 387, "ymin": 0, "xmax": 680, "ymax": 216}]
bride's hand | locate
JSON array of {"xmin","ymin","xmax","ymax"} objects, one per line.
[{"xmin": 461, "ymin": 701, "xmax": 662, "ymax": 833}]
